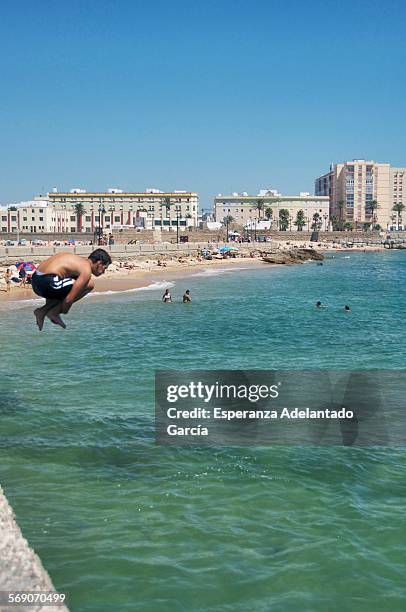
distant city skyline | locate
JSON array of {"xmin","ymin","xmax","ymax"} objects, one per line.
[{"xmin": 1, "ymin": 0, "xmax": 405, "ymax": 209}]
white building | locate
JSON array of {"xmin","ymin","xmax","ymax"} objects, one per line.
[
  {"xmin": 1, "ymin": 201, "xmax": 50, "ymax": 234},
  {"xmin": 1, "ymin": 189, "xmax": 199, "ymax": 235},
  {"xmin": 214, "ymin": 190, "xmax": 330, "ymax": 231}
]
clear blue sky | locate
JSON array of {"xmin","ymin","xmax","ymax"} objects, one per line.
[{"xmin": 1, "ymin": 0, "xmax": 405, "ymax": 210}]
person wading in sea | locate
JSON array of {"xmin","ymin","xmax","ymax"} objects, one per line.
[{"xmin": 162, "ymin": 289, "xmax": 172, "ymax": 303}]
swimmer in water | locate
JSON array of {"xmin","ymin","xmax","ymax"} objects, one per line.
[
  {"xmin": 183, "ymin": 290, "xmax": 191, "ymax": 303},
  {"xmin": 162, "ymin": 289, "xmax": 172, "ymax": 303},
  {"xmin": 32, "ymin": 249, "xmax": 111, "ymax": 330}
]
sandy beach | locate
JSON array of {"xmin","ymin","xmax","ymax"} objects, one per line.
[{"xmin": 0, "ymin": 256, "xmax": 267, "ymax": 303}]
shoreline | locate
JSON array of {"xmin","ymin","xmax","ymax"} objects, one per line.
[
  {"xmin": 0, "ymin": 243, "xmax": 390, "ymax": 305},
  {"xmin": 0, "ymin": 257, "xmax": 267, "ymax": 304}
]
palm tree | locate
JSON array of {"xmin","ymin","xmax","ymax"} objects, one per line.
[
  {"xmin": 73, "ymin": 203, "xmax": 85, "ymax": 232},
  {"xmin": 160, "ymin": 196, "xmax": 173, "ymax": 228},
  {"xmin": 278, "ymin": 209, "xmax": 290, "ymax": 231},
  {"xmin": 337, "ymin": 200, "xmax": 345, "ymax": 230},
  {"xmin": 311, "ymin": 212, "xmax": 322, "ymax": 231},
  {"xmin": 256, "ymin": 199, "xmax": 264, "ymax": 219},
  {"xmin": 162, "ymin": 196, "xmax": 172, "ymax": 212},
  {"xmin": 344, "ymin": 221, "xmax": 353, "ymax": 231},
  {"xmin": 368, "ymin": 200, "xmax": 379, "ymax": 229},
  {"xmin": 330, "ymin": 214, "xmax": 339, "ymax": 231},
  {"xmin": 223, "ymin": 215, "xmax": 234, "ymax": 242},
  {"xmin": 265, "ymin": 207, "xmax": 273, "ymax": 221},
  {"xmin": 392, "ymin": 203, "xmax": 405, "ymax": 230},
  {"xmin": 294, "ymin": 209, "xmax": 306, "ymax": 231}
]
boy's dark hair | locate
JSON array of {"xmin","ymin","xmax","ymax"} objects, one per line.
[{"xmin": 88, "ymin": 248, "xmax": 112, "ymax": 266}]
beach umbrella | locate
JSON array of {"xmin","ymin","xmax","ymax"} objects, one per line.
[
  {"xmin": 16, "ymin": 262, "xmax": 36, "ymax": 272},
  {"xmin": 219, "ymin": 245, "xmax": 239, "ymax": 253}
]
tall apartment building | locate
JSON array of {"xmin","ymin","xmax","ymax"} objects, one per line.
[
  {"xmin": 214, "ymin": 191, "xmax": 330, "ymax": 231},
  {"xmin": 390, "ymin": 167, "xmax": 406, "ymax": 229},
  {"xmin": 315, "ymin": 160, "xmax": 406, "ymax": 229}
]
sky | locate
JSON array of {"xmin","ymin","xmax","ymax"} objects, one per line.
[{"xmin": 0, "ymin": 0, "xmax": 405, "ymax": 210}]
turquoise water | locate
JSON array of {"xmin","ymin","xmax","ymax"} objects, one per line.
[{"xmin": 1, "ymin": 251, "xmax": 406, "ymax": 611}]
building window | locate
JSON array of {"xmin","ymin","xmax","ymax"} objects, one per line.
[
  {"xmin": 2, "ymin": 227, "xmax": 7, "ymax": 232},
  {"xmin": 70, "ymin": 216, "xmax": 75, "ymax": 221},
  {"xmin": 114, "ymin": 216, "xmax": 120, "ymax": 222},
  {"xmin": 104, "ymin": 216, "xmax": 110, "ymax": 222},
  {"xmin": 1, "ymin": 216, "xmax": 6, "ymax": 221},
  {"xmin": 39, "ymin": 217, "xmax": 44, "ymax": 221},
  {"xmin": 86, "ymin": 216, "xmax": 91, "ymax": 222}
]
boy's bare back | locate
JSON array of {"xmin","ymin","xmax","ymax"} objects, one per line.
[{"xmin": 37, "ymin": 253, "xmax": 93, "ymax": 279}]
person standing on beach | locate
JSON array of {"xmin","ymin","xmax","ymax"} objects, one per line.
[
  {"xmin": 19, "ymin": 267, "xmax": 27, "ymax": 288},
  {"xmin": 183, "ymin": 290, "xmax": 191, "ymax": 303},
  {"xmin": 162, "ymin": 289, "xmax": 172, "ymax": 303},
  {"xmin": 31, "ymin": 248, "xmax": 111, "ymax": 330},
  {"xmin": 5, "ymin": 268, "xmax": 11, "ymax": 292}
]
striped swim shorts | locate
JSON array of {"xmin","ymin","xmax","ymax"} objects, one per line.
[{"xmin": 31, "ymin": 271, "xmax": 74, "ymax": 300}]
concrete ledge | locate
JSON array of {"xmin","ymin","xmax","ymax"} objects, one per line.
[
  {"xmin": 0, "ymin": 486, "xmax": 69, "ymax": 612},
  {"xmin": 0, "ymin": 242, "xmax": 223, "ymax": 263},
  {"xmin": 73, "ymin": 246, "xmax": 92, "ymax": 255}
]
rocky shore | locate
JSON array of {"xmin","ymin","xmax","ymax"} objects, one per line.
[{"xmin": 262, "ymin": 248, "xmax": 324, "ymax": 264}]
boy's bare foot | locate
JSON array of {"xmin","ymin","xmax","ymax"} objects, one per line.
[
  {"xmin": 34, "ymin": 308, "xmax": 47, "ymax": 331},
  {"xmin": 47, "ymin": 313, "xmax": 66, "ymax": 329}
]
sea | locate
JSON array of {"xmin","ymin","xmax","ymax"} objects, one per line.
[{"xmin": 0, "ymin": 251, "xmax": 405, "ymax": 612}]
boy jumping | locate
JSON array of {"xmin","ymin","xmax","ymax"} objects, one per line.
[{"xmin": 32, "ymin": 248, "xmax": 111, "ymax": 330}]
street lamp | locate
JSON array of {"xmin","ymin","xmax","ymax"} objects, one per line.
[
  {"xmin": 97, "ymin": 202, "xmax": 106, "ymax": 245},
  {"xmin": 175, "ymin": 205, "xmax": 181, "ymax": 244}
]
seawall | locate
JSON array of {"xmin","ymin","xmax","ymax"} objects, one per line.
[{"xmin": 0, "ymin": 241, "xmax": 281, "ymax": 265}]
